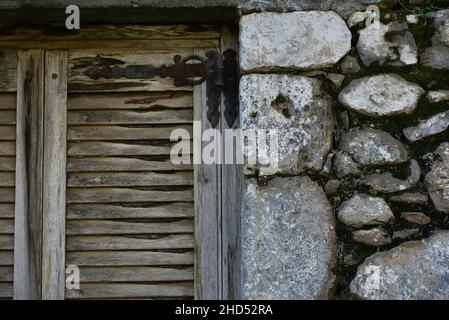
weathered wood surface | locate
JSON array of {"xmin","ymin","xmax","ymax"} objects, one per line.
[
  {"xmin": 0, "ymin": 235, "xmax": 13, "ymax": 250},
  {"xmin": 66, "ymin": 234, "xmax": 194, "ymax": 251},
  {"xmin": 0, "ymin": 94, "xmax": 16, "ymax": 109},
  {"xmin": 0, "ymin": 25, "xmax": 220, "ymax": 41},
  {"xmin": 0, "ymin": 188, "xmax": 14, "ymax": 202},
  {"xmin": 0, "ymin": 219, "xmax": 13, "ymax": 234},
  {"xmin": 78, "ymin": 266, "xmax": 193, "ymax": 282},
  {"xmin": 0, "ymin": 126, "xmax": 15, "ymax": 140},
  {"xmin": 67, "ymin": 172, "xmax": 193, "ymax": 187},
  {"xmin": 0, "ymin": 283, "xmax": 12, "ymax": 298},
  {"xmin": 68, "ymin": 109, "xmax": 193, "ymax": 125},
  {"xmin": 41, "ymin": 50, "xmax": 67, "ymax": 300},
  {"xmin": 67, "ymin": 142, "xmax": 178, "ymax": 156},
  {"xmin": 67, "ymin": 188, "xmax": 193, "ymax": 203},
  {"xmin": 0, "ymin": 204, "xmax": 14, "ymax": 218},
  {"xmin": 0, "ymin": 251, "xmax": 13, "ymax": 265},
  {"xmin": 0, "ymin": 173, "xmax": 14, "ymax": 187},
  {"xmin": 67, "ymin": 219, "xmax": 193, "ymax": 235},
  {"xmin": 0, "ymin": 111, "xmax": 15, "ymax": 124},
  {"xmin": 68, "ymin": 125, "xmax": 193, "ymax": 141},
  {"xmin": 0, "ymin": 157, "xmax": 15, "ymax": 171},
  {"xmin": 14, "ymin": 49, "xmax": 44, "ymax": 300},
  {"xmin": 0, "ymin": 50, "xmax": 17, "ymax": 92},
  {"xmin": 0, "ymin": 266, "xmax": 12, "ymax": 281},
  {"xmin": 67, "ymin": 157, "xmax": 192, "ymax": 172},
  {"xmin": 66, "ymin": 283, "xmax": 194, "ymax": 299},
  {"xmin": 68, "ymin": 92, "xmax": 192, "ymax": 110},
  {"xmin": 68, "ymin": 50, "xmax": 197, "ymax": 92},
  {"xmin": 67, "ymin": 203, "xmax": 193, "ymax": 220},
  {"xmin": 66, "ymin": 251, "xmax": 193, "ymax": 266},
  {"xmin": 0, "ymin": 142, "xmax": 15, "ymax": 156}
]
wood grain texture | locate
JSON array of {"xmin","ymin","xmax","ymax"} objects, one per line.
[
  {"xmin": 42, "ymin": 50, "xmax": 67, "ymax": 300},
  {"xmin": 68, "ymin": 109, "xmax": 193, "ymax": 125},
  {"xmin": 0, "ymin": 283, "xmax": 12, "ymax": 298},
  {"xmin": 67, "ymin": 219, "xmax": 193, "ymax": 235},
  {"xmin": 66, "ymin": 234, "xmax": 194, "ymax": 251},
  {"xmin": 67, "ymin": 172, "xmax": 193, "ymax": 187},
  {"xmin": 0, "ymin": 50, "xmax": 17, "ymax": 92},
  {"xmin": 0, "ymin": 188, "xmax": 14, "ymax": 202},
  {"xmin": 0, "ymin": 173, "xmax": 14, "ymax": 187},
  {"xmin": 0, "ymin": 235, "xmax": 13, "ymax": 250},
  {"xmin": 0, "ymin": 266, "xmax": 13, "ymax": 281},
  {"xmin": 67, "ymin": 142, "xmax": 177, "ymax": 156},
  {"xmin": 0, "ymin": 219, "xmax": 14, "ymax": 234},
  {"xmin": 68, "ymin": 92, "xmax": 192, "ymax": 110},
  {"xmin": 14, "ymin": 49, "xmax": 44, "ymax": 300},
  {"xmin": 0, "ymin": 251, "xmax": 13, "ymax": 265},
  {"xmin": 77, "ymin": 266, "xmax": 193, "ymax": 282},
  {"xmin": 68, "ymin": 125, "xmax": 193, "ymax": 141},
  {"xmin": 67, "ymin": 188, "xmax": 193, "ymax": 203},
  {"xmin": 0, "ymin": 25, "xmax": 220, "ymax": 41},
  {"xmin": 193, "ymin": 47, "xmax": 221, "ymax": 300},
  {"xmin": 66, "ymin": 251, "xmax": 193, "ymax": 267},
  {"xmin": 67, "ymin": 157, "xmax": 192, "ymax": 172},
  {"xmin": 0, "ymin": 204, "xmax": 14, "ymax": 218},
  {"xmin": 66, "ymin": 282, "xmax": 193, "ymax": 299},
  {"xmin": 0, "ymin": 126, "xmax": 15, "ymax": 140},
  {"xmin": 0, "ymin": 143, "xmax": 15, "ymax": 156},
  {"xmin": 0, "ymin": 157, "xmax": 15, "ymax": 172},
  {"xmin": 0, "ymin": 111, "xmax": 15, "ymax": 124},
  {"xmin": 67, "ymin": 203, "xmax": 193, "ymax": 220},
  {"xmin": 0, "ymin": 94, "xmax": 16, "ymax": 109}
]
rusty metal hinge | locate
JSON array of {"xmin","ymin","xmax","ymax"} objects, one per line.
[{"xmin": 82, "ymin": 49, "xmax": 239, "ymax": 128}]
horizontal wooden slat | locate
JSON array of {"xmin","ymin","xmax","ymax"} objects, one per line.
[
  {"xmin": 0, "ymin": 188, "xmax": 14, "ymax": 203},
  {"xmin": 0, "ymin": 266, "xmax": 12, "ymax": 281},
  {"xmin": 0, "ymin": 25, "xmax": 220, "ymax": 41},
  {"xmin": 0, "ymin": 142, "xmax": 15, "ymax": 156},
  {"xmin": 67, "ymin": 219, "xmax": 193, "ymax": 235},
  {"xmin": 66, "ymin": 282, "xmax": 193, "ymax": 299},
  {"xmin": 0, "ymin": 126, "xmax": 15, "ymax": 140},
  {"xmin": 0, "ymin": 219, "xmax": 13, "ymax": 234},
  {"xmin": 0, "ymin": 235, "xmax": 13, "ymax": 250},
  {"xmin": 0, "ymin": 204, "xmax": 14, "ymax": 218},
  {"xmin": 0, "ymin": 50, "xmax": 17, "ymax": 92},
  {"xmin": 0, "ymin": 94, "xmax": 16, "ymax": 109},
  {"xmin": 0, "ymin": 283, "xmax": 12, "ymax": 298},
  {"xmin": 68, "ymin": 142, "xmax": 180, "ymax": 156},
  {"xmin": 0, "ymin": 40, "xmax": 219, "ymax": 51},
  {"xmin": 0, "ymin": 172, "xmax": 14, "ymax": 187},
  {"xmin": 0, "ymin": 251, "xmax": 13, "ymax": 265},
  {"xmin": 77, "ymin": 266, "xmax": 193, "ymax": 282},
  {"xmin": 67, "ymin": 157, "xmax": 192, "ymax": 172},
  {"xmin": 68, "ymin": 50, "xmax": 199, "ymax": 92},
  {"xmin": 67, "ymin": 203, "xmax": 193, "ymax": 219},
  {"xmin": 67, "ymin": 234, "xmax": 194, "ymax": 251},
  {"xmin": 68, "ymin": 92, "xmax": 192, "ymax": 110},
  {"xmin": 68, "ymin": 125, "xmax": 192, "ymax": 141},
  {"xmin": 66, "ymin": 251, "xmax": 193, "ymax": 266},
  {"xmin": 0, "ymin": 157, "xmax": 15, "ymax": 172},
  {"xmin": 0, "ymin": 111, "xmax": 15, "ymax": 125},
  {"xmin": 67, "ymin": 188, "xmax": 193, "ymax": 203},
  {"xmin": 67, "ymin": 172, "xmax": 193, "ymax": 187}
]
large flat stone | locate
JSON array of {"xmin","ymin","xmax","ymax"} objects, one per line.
[
  {"xmin": 240, "ymin": 74, "xmax": 334, "ymax": 175},
  {"xmin": 338, "ymin": 74, "xmax": 424, "ymax": 117},
  {"xmin": 241, "ymin": 176, "xmax": 336, "ymax": 299},
  {"xmin": 350, "ymin": 231, "xmax": 449, "ymax": 300},
  {"xmin": 403, "ymin": 111, "xmax": 449, "ymax": 142},
  {"xmin": 240, "ymin": 11, "xmax": 351, "ymax": 71}
]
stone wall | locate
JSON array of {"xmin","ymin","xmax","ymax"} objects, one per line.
[{"xmin": 239, "ymin": 1, "xmax": 449, "ymax": 300}]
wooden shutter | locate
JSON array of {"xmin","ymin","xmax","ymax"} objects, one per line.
[{"xmin": 0, "ymin": 25, "xmax": 241, "ymax": 300}]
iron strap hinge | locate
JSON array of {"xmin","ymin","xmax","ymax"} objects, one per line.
[{"xmin": 81, "ymin": 49, "xmax": 239, "ymax": 127}]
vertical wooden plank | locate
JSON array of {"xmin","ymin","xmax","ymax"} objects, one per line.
[
  {"xmin": 42, "ymin": 50, "xmax": 67, "ymax": 300},
  {"xmin": 220, "ymin": 25, "xmax": 242, "ymax": 300},
  {"xmin": 193, "ymin": 47, "xmax": 221, "ymax": 300},
  {"xmin": 14, "ymin": 49, "xmax": 44, "ymax": 300}
]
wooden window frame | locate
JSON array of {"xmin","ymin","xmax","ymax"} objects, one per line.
[{"xmin": 3, "ymin": 24, "xmax": 241, "ymax": 300}]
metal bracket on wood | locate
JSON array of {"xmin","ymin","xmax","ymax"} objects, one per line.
[{"xmin": 83, "ymin": 49, "xmax": 239, "ymax": 128}]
